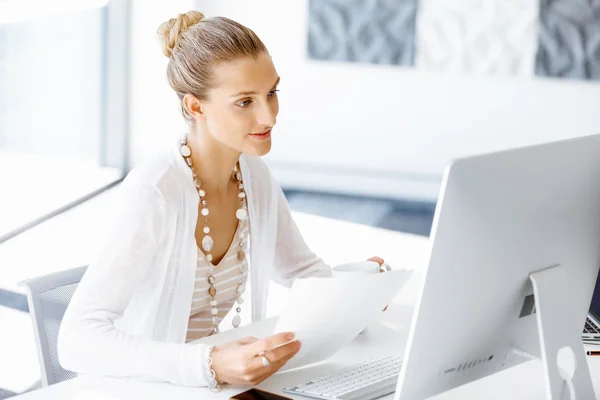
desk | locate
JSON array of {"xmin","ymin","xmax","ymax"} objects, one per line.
[
  {"xmin": 13, "ymin": 300, "xmax": 600, "ymax": 399},
  {"xmin": 11, "ymin": 214, "xmax": 600, "ymax": 399}
]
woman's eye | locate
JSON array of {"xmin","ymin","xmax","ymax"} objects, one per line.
[{"xmin": 237, "ymin": 90, "xmax": 278, "ymax": 108}]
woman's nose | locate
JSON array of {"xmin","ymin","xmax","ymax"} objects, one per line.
[{"xmin": 256, "ymin": 102, "xmax": 277, "ymax": 127}]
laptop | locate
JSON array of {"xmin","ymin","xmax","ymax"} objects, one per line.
[{"xmin": 583, "ymin": 269, "xmax": 600, "ymax": 343}]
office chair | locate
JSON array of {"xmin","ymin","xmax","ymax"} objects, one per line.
[{"xmin": 18, "ymin": 265, "xmax": 87, "ymax": 387}]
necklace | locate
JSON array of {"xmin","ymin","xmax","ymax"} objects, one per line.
[{"xmin": 180, "ymin": 134, "xmax": 248, "ymax": 333}]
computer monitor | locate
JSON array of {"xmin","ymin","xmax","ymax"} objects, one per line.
[{"xmin": 395, "ymin": 134, "xmax": 600, "ymax": 400}]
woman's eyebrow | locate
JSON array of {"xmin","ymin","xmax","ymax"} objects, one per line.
[{"xmin": 231, "ymin": 77, "xmax": 280, "ymax": 97}]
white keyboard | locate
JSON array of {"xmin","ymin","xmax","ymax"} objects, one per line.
[{"xmin": 283, "ymin": 356, "xmax": 402, "ymax": 400}]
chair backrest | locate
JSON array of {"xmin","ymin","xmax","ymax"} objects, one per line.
[{"xmin": 18, "ymin": 266, "xmax": 87, "ymax": 387}]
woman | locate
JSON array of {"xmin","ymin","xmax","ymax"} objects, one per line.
[{"xmin": 57, "ymin": 11, "xmax": 385, "ymax": 391}]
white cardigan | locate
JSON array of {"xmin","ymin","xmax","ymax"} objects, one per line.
[{"xmin": 57, "ymin": 142, "xmax": 332, "ymax": 387}]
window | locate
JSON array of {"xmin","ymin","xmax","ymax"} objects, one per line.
[{"xmin": 0, "ymin": 0, "xmax": 130, "ymax": 242}]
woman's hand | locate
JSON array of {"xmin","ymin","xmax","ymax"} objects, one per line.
[
  {"xmin": 210, "ymin": 332, "xmax": 301, "ymax": 386},
  {"xmin": 368, "ymin": 256, "xmax": 385, "ymax": 266},
  {"xmin": 368, "ymin": 256, "xmax": 389, "ymax": 312}
]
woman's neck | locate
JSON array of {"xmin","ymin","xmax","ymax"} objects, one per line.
[{"xmin": 186, "ymin": 128, "xmax": 241, "ymax": 195}]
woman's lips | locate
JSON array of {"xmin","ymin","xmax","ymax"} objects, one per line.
[{"xmin": 249, "ymin": 129, "xmax": 271, "ymax": 140}]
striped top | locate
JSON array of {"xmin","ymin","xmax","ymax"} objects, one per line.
[{"xmin": 186, "ymin": 220, "xmax": 249, "ymax": 343}]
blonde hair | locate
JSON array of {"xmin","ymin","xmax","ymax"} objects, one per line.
[{"xmin": 157, "ymin": 11, "xmax": 268, "ymax": 121}]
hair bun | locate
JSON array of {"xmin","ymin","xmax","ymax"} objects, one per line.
[{"xmin": 157, "ymin": 11, "xmax": 205, "ymax": 59}]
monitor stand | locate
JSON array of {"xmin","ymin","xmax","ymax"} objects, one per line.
[{"xmin": 513, "ymin": 265, "xmax": 595, "ymax": 399}]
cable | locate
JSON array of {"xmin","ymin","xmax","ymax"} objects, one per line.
[
  {"xmin": 558, "ymin": 366, "xmax": 576, "ymax": 400},
  {"xmin": 511, "ymin": 347, "xmax": 576, "ymax": 399}
]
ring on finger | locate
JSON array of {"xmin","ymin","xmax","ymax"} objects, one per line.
[{"xmin": 259, "ymin": 352, "xmax": 271, "ymax": 367}]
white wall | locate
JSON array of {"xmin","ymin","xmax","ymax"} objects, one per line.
[
  {"xmin": 129, "ymin": 0, "xmax": 192, "ymax": 168},
  {"xmin": 161, "ymin": 0, "xmax": 600, "ymax": 201}
]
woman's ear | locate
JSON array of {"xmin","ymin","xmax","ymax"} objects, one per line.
[{"xmin": 183, "ymin": 93, "xmax": 206, "ymax": 121}]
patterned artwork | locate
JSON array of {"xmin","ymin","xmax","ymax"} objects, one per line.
[
  {"xmin": 535, "ymin": 0, "xmax": 600, "ymax": 80},
  {"xmin": 307, "ymin": 0, "xmax": 418, "ymax": 66},
  {"xmin": 414, "ymin": 0, "xmax": 539, "ymax": 76},
  {"xmin": 308, "ymin": 0, "xmax": 600, "ymax": 81}
]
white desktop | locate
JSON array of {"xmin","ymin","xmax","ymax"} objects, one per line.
[
  {"xmin": 283, "ymin": 133, "xmax": 600, "ymax": 400},
  {"xmin": 394, "ymin": 133, "xmax": 600, "ymax": 400}
]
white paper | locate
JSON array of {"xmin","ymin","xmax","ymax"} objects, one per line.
[{"xmin": 274, "ymin": 269, "xmax": 413, "ymax": 371}]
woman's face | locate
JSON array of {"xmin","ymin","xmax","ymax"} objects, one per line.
[{"xmin": 194, "ymin": 51, "xmax": 280, "ymax": 157}]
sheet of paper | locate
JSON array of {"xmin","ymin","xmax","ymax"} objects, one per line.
[{"xmin": 274, "ymin": 269, "xmax": 413, "ymax": 371}]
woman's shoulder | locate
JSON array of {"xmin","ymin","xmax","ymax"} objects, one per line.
[
  {"xmin": 241, "ymin": 154, "xmax": 274, "ymax": 183},
  {"xmin": 241, "ymin": 154, "xmax": 286, "ymax": 207},
  {"xmin": 120, "ymin": 145, "xmax": 187, "ymax": 200}
]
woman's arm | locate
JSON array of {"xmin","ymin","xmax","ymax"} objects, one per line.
[
  {"xmin": 271, "ymin": 182, "xmax": 332, "ymax": 288},
  {"xmin": 57, "ymin": 180, "xmax": 211, "ymax": 387}
]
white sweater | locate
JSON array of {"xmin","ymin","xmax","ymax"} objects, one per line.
[{"xmin": 57, "ymin": 141, "xmax": 332, "ymax": 387}]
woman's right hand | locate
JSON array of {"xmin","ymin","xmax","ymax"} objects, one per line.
[{"xmin": 209, "ymin": 332, "xmax": 301, "ymax": 386}]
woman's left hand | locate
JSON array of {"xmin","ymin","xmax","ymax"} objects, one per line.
[
  {"xmin": 367, "ymin": 256, "xmax": 388, "ymax": 312},
  {"xmin": 368, "ymin": 256, "xmax": 385, "ymax": 266}
]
